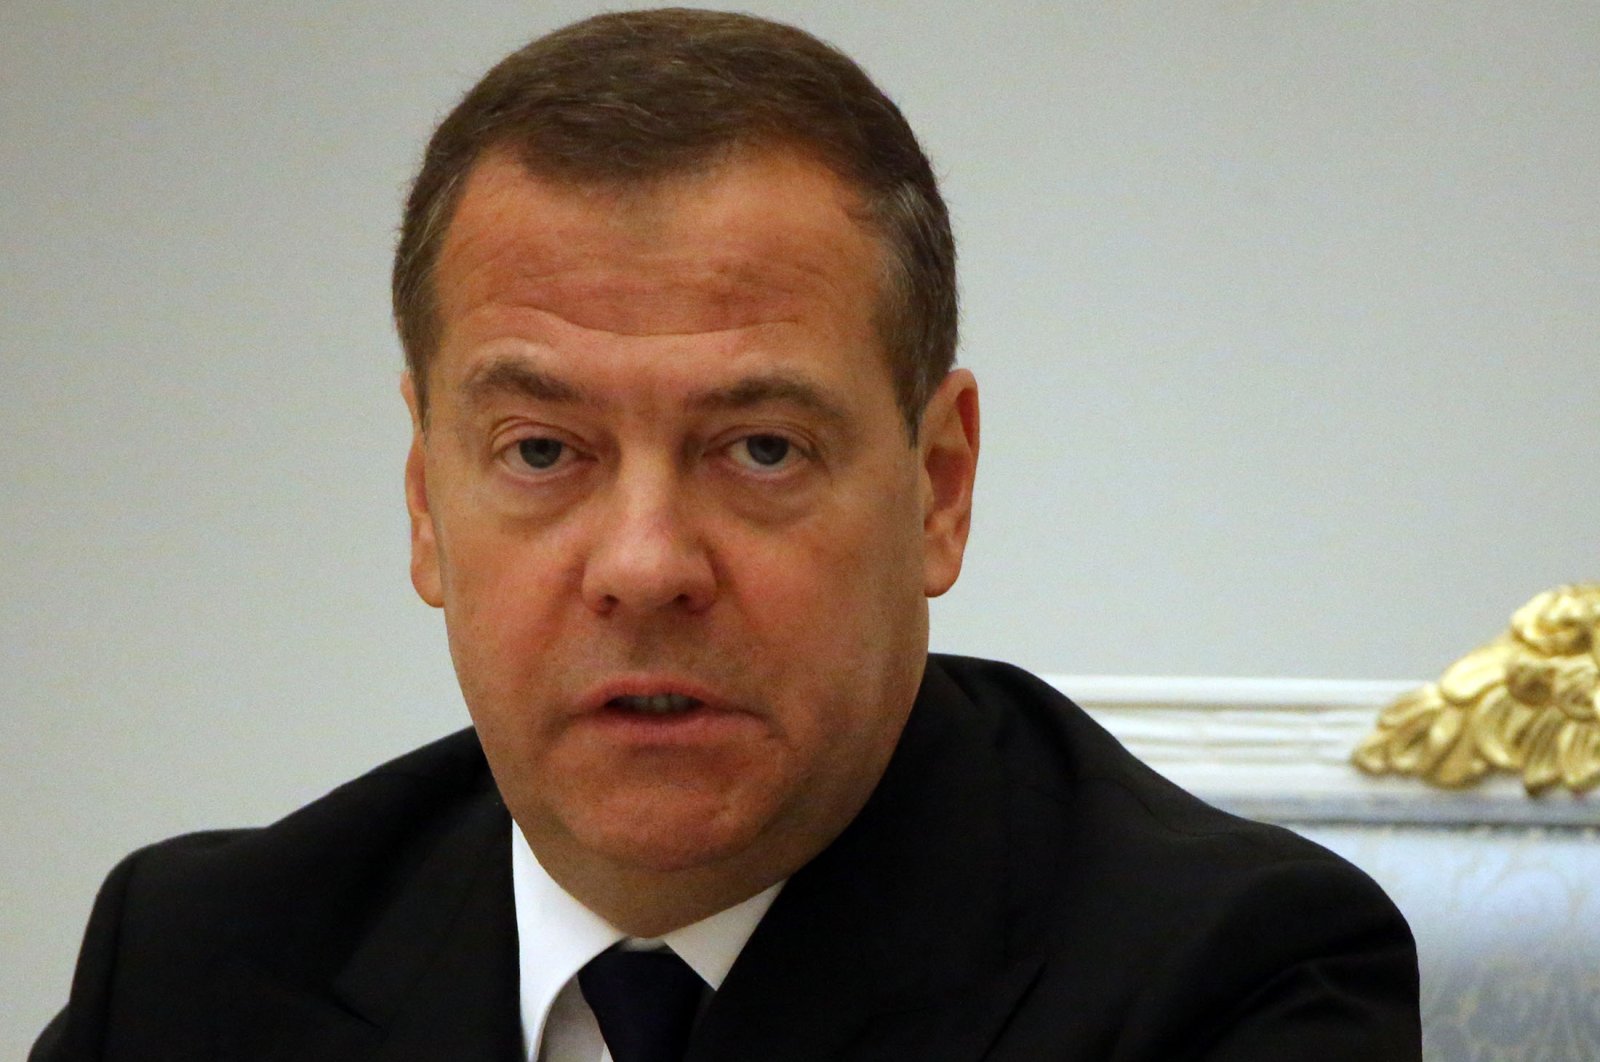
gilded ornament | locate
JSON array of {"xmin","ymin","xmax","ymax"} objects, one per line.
[{"xmin": 1352, "ymin": 583, "xmax": 1600, "ymax": 794}]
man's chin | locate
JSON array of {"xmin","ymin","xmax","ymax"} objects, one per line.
[{"xmin": 559, "ymin": 794, "xmax": 778, "ymax": 877}]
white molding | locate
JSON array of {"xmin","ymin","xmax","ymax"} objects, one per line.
[{"xmin": 1042, "ymin": 674, "xmax": 1600, "ymax": 827}]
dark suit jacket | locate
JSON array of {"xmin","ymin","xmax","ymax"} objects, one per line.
[{"xmin": 35, "ymin": 655, "xmax": 1421, "ymax": 1060}]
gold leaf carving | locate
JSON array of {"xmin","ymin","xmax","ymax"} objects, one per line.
[{"xmin": 1353, "ymin": 583, "xmax": 1600, "ymax": 794}]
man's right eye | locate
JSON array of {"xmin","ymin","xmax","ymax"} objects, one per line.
[{"xmin": 516, "ymin": 437, "xmax": 566, "ymax": 470}]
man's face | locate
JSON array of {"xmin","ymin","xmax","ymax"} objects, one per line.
[{"xmin": 403, "ymin": 147, "xmax": 977, "ymax": 909}]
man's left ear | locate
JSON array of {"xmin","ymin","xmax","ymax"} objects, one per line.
[{"xmin": 918, "ymin": 369, "xmax": 980, "ymax": 598}]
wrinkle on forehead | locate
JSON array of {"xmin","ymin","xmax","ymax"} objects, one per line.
[
  {"xmin": 434, "ymin": 148, "xmax": 885, "ymax": 343},
  {"xmin": 477, "ymin": 269, "xmax": 811, "ymax": 339},
  {"xmin": 518, "ymin": 303, "xmax": 799, "ymax": 341}
]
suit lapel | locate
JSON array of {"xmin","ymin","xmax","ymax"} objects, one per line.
[
  {"xmin": 217, "ymin": 788, "xmax": 523, "ymax": 1062},
  {"xmin": 688, "ymin": 659, "xmax": 1039, "ymax": 1062}
]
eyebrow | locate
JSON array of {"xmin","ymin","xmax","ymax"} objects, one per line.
[
  {"xmin": 686, "ymin": 372, "xmax": 851, "ymax": 429},
  {"xmin": 461, "ymin": 360, "xmax": 591, "ymax": 409}
]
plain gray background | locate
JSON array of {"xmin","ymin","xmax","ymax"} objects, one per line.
[{"xmin": 4, "ymin": 1, "xmax": 1596, "ymax": 1053}]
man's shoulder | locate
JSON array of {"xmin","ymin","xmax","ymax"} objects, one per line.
[
  {"xmin": 936, "ymin": 652, "xmax": 1324, "ymax": 845},
  {"xmin": 38, "ymin": 730, "xmax": 512, "ymax": 1061},
  {"xmin": 103, "ymin": 728, "xmax": 501, "ymax": 958},
  {"xmin": 918, "ymin": 655, "xmax": 1418, "ymax": 1056},
  {"xmin": 131, "ymin": 727, "xmax": 494, "ymax": 873},
  {"xmin": 930, "ymin": 651, "xmax": 1403, "ymax": 931}
]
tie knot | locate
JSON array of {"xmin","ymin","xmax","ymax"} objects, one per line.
[{"xmin": 578, "ymin": 945, "xmax": 706, "ymax": 1062}]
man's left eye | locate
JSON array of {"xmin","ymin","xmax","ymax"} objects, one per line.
[
  {"xmin": 732, "ymin": 434, "xmax": 793, "ymax": 470},
  {"xmin": 516, "ymin": 437, "xmax": 566, "ymax": 470}
]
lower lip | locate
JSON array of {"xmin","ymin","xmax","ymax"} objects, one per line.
[{"xmin": 577, "ymin": 704, "xmax": 760, "ymax": 744}]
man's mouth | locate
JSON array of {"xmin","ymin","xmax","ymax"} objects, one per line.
[{"xmin": 605, "ymin": 693, "xmax": 705, "ymax": 715}]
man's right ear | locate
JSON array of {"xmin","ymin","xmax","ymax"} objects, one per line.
[{"xmin": 401, "ymin": 373, "xmax": 444, "ymax": 608}]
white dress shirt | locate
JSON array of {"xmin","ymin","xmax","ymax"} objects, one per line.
[{"xmin": 510, "ymin": 824, "xmax": 782, "ymax": 1062}]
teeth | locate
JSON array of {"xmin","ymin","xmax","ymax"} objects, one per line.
[{"xmin": 611, "ymin": 693, "xmax": 700, "ymax": 714}]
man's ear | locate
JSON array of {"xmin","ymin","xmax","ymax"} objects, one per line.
[
  {"xmin": 918, "ymin": 369, "xmax": 980, "ymax": 598},
  {"xmin": 402, "ymin": 373, "xmax": 444, "ymax": 608}
]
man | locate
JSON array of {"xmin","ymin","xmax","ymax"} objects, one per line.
[{"xmin": 35, "ymin": 9, "xmax": 1421, "ymax": 1061}]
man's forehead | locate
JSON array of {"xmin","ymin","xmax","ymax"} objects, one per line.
[{"xmin": 432, "ymin": 147, "xmax": 888, "ymax": 346}]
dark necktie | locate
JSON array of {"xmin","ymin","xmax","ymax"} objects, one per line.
[{"xmin": 578, "ymin": 944, "xmax": 706, "ymax": 1062}]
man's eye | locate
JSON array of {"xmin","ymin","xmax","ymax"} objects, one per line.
[
  {"xmin": 516, "ymin": 437, "xmax": 566, "ymax": 470},
  {"xmin": 734, "ymin": 434, "xmax": 793, "ymax": 470}
]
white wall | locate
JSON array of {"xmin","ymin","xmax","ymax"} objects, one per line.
[{"xmin": 3, "ymin": 1, "xmax": 1595, "ymax": 1053}]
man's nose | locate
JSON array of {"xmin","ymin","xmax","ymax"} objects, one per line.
[{"xmin": 580, "ymin": 464, "xmax": 716, "ymax": 617}]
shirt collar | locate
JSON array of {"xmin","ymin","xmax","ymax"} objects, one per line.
[{"xmin": 510, "ymin": 821, "xmax": 782, "ymax": 1054}]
